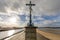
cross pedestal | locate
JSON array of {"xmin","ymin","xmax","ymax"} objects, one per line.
[{"xmin": 25, "ymin": 26, "xmax": 37, "ymax": 40}]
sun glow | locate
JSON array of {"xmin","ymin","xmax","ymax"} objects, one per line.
[{"xmin": 8, "ymin": 17, "xmax": 17, "ymax": 24}]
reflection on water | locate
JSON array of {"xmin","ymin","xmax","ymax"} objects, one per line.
[
  {"xmin": 4, "ymin": 30, "xmax": 15, "ymax": 40},
  {"xmin": 8, "ymin": 30, "xmax": 15, "ymax": 36},
  {"xmin": 0, "ymin": 29, "xmax": 23, "ymax": 39}
]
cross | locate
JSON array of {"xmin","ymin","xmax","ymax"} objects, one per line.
[{"xmin": 26, "ymin": 1, "xmax": 35, "ymax": 26}]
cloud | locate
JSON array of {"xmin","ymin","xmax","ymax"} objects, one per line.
[
  {"xmin": 0, "ymin": 0, "xmax": 60, "ymax": 27},
  {"xmin": 31, "ymin": 0, "xmax": 60, "ymax": 16},
  {"xmin": 47, "ymin": 22, "xmax": 60, "ymax": 27},
  {"xmin": 0, "ymin": 0, "xmax": 60, "ymax": 15}
]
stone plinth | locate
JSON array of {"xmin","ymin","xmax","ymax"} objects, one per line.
[{"xmin": 25, "ymin": 26, "xmax": 37, "ymax": 40}]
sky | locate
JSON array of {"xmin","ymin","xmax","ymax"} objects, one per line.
[{"xmin": 0, "ymin": 0, "xmax": 60, "ymax": 27}]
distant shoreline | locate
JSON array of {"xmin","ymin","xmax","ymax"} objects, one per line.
[{"xmin": 38, "ymin": 27, "xmax": 60, "ymax": 29}]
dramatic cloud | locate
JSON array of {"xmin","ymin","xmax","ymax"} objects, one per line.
[
  {"xmin": 0, "ymin": 0, "xmax": 60, "ymax": 27},
  {"xmin": 0, "ymin": 0, "xmax": 60, "ymax": 14}
]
